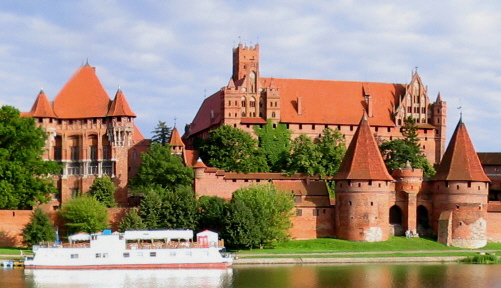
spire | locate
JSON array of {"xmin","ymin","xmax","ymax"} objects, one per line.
[
  {"xmin": 29, "ymin": 89, "xmax": 57, "ymax": 118},
  {"xmin": 53, "ymin": 65, "xmax": 111, "ymax": 118},
  {"xmin": 334, "ymin": 114, "xmax": 393, "ymax": 180},
  {"xmin": 436, "ymin": 92, "xmax": 443, "ymax": 103},
  {"xmin": 434, "ymin": 120, "xmax": 489, "ymax": 182},
  {"xmin": 107, "ymin": 88, "xmax": 136, "ymax": 117},
  {"xmin": 169, "ymin": 127, "xmax": 184, "ymax": 147}
]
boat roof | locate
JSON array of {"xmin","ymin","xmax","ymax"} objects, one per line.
[{"xmin": 123, "ymin": 230, "xmax": 194, "ymax": 241}]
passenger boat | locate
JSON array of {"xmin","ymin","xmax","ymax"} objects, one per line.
[{"xmin": 24, "ymin": 229, "xmax": 232, "ymax": 269}]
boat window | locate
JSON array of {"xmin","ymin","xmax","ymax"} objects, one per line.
[
  {"xmin": 169, "ymin": 252, "xmax": 176, "ymax": 257},
  {"xmin": 70, "ymin": 254, "xmax": 78, "ymax": 259},
  {"xmin": 103, "ymin": 253, "xmax": 108, "ymax": 258},
  {"xmin": 150, "ymin": 252, "xmax": 157, "ymax": 257},
  {"xmin": 123, "ymin": 252, "xmax": 130, "ymax": 258},
  {"xmin": 95, "ymin": 253, "xmax": 101, "ymax": 258}
]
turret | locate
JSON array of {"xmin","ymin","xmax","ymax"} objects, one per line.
[
  {"xmin": 333, "ymin": 114, "xmax": 394, "ymax": 242},
  {"xmin": 431, "ymin": 93, "xmax": 447, "ymax": 163},
  {"xmin": 432, "ymin": 119, "xmax": 489, "ymax": 248}
]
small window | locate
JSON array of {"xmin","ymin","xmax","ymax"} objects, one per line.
[
  {"xmin": 296, "ymin": 209, "xmax": 302, "ymax": 216},
  {"xmin": 103, "ymin": 253, "xmax": 108, "ymax": 258},
  {"xmin": 96, "ymin": 253, "xmax": 101, "ymax": 258},
  {"xmin": 71, "ymin": 254, "xmax": 79, "ymax": 259},
  {"xmin": 150, "ymin": 252, "xmax": 156, "ymax": 257},
  {"xmin": 313, "ymin": 209, "xmax": 319, "ymax": 216},
  {"xmin": 123, "ymin": 253, "xmax": 130, "ymax": 258},
  {"xmin": 299, "ymin": 124, "xmax": 303, "ymax": 130},
  {"xmin": 295, "ymin": 195, "xmax": 302, "ymax": 203},
  {"xmin": 312, "ymin": 124, "xmax": 316, "ymax": 130}
]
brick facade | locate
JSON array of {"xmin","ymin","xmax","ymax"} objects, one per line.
[{"xmin": 184, "ymin": 44, "xmax": 447, "ymax": 166}]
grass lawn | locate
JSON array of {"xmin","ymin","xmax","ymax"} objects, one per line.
[
  {"xmin": 236, "ymin": 237, "xmax": 497, "ymax": 254},
  {"xmin": 0, "ymin": 247, "xmax": 31, "ymax": 255},
  {"xmin": 240, "ymin": 252, "xmax": 480, "ymax": 259}
]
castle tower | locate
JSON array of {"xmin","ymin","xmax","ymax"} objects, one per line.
[
  {"xmin": 432, "ymin": 119, "xmax": 489, "ymax": 248},
  {"xmin": 431, "ymin": 93, "xmax": 447, "ymax": 163},
  {"xmin": 392, "ymin": 162, "xmax": 423, "ymax": 234},
  {"xmin": 169, "ymin": 127, "xmax": 184, "ymax": 155},
  {"xmin": 334, "ymin": 114, "xmax": 394, "ymax": 242},
  {"xmin": 23, "ymin": 63, "xmax": 142, "ymax": 208},
  {"xmin": 232, "ymin": 43, "xmax": 259, "ymax": 83}
]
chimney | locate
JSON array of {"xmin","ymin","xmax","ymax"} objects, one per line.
[{"xmin": 297, "ymin": 96, "xmax": 302, "ymax": 115}]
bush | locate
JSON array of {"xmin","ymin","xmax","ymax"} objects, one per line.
[
  {"xmin": 60, "ymin": 196, "xmax": 108, "ymax": 234},
  {"xmin": 22, "ymin": 208, "xmax": 56, "ymax": 246}
]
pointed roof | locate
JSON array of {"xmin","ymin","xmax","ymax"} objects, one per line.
[
  {"xmin": 193, "ymin": 157, "xmax": 207, "ymax": 169},
  {"xmin": 434, "ymin": 120, "xmax": 490, "ymax": 182},
  {"xmin": 107, "ymin": 89, "xmax": 136, "ymax": 117},
  {"xmin": 28, "ymin": 90, "xmax": 57, "ymax": 118},
  {"xmin": 334, "ymin": 114, "xmax": 394, "ymax": 181},
  {"xmin": 227, "ymin": 77, "xmax": 236, "ymax": 89},
  {"xmin": 53, "ymin": 64, "xmax": 111, "ymax": 118},
  {"xmin": 169, "ymin": 127, "xmax": 184, "ymax": 147},
  {"xmin": 436, "ymin": 92, "xmax": 443, "ymax": 103}
]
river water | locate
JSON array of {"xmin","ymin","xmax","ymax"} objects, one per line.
[{"xmin": 2, "ymin": 263, "xmax": 501, "ymax": 288}]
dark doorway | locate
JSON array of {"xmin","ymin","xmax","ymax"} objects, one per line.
[{"xmin": 389, "ymin": 205, "xmax": 403, "ymax": 224}]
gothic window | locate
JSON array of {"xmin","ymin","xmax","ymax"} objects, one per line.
[
  {"xmin": 250, "ymin": 97, "xmax": 256, "ymax": 107},
  {"xmin": 241, "ymin": 97, "xmax": 246, "ymax": 107},
  {"xmin": 272, "ymin": 112, "xmax": 276, "ymax": 118},
  {"xmin": 54, "ymin": 135, "xmax": 62, "ymax": 161}
]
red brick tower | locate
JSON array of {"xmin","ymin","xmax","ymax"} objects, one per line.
[
  {"xmin": 23, "ymin": 63, "xmax": 142, "ymax": 208},
  {"xmin": 431, "ymin": 93, "xmax": 447, "ymax": 163},
  {"xmin": 169, "ymin": 127, "xmax": 184, "ymax": 155},
  {"xmin": 334, "ymin": 114, "xmax": 394, "ymax": 241},
  {"xmin": 432, "ymin": 119, "xmax": 490, "ymax": 248},
  {"xmin": 392, "ymin": 162, "xmax": 424, "ymax": 235}
]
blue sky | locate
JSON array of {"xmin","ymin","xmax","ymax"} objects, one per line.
[{"xmin": 1, "ymin": 1, "xmax": 501, "ymax": 151}]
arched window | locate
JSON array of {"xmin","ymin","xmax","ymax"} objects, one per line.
[
  {"xmin": 250, "ymin": 97, "xmax": 256, "ymax": 108},
  {"xmin": 241, "ymin": 97, "xmax": 246, "ymax": 107},
  {"xmin": 272, "ymin": 112, "xmax": 276, "ymax": 118}
]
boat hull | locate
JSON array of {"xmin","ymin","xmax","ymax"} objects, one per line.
[{"xmin": 25, "ymin": 262, "xmax": 230, "ymax": 269}]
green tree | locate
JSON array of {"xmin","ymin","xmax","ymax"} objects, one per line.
[
  {"xmin": 151, "ymin": 121, "xmax": 172, "ymax": 146},
  {"xmin": 22, "ymin": 208, "xmax": 56, "ymax": 246},
  {"xmin": 130, "ymin": 143, "xmax": 193, "ymax": 190},
  {"xmin": 224, "ymin": 184, "xmax": 294, "ymax": 249},
  {"xmin": 138, "ymin": 188, "xmax": 164, "ymax": 229},
  {"xmin": 200, "ymin": 125, "xmax": 269, "ymax": 172},
  {"xmin": 0, "ymin": 106, "xmax": 60, "ymax": 209},
  {"xmin": 198, "ymin": 196, "xmax": 227, "ymax": 232},
  {"xmin": 254, "ymin": 119, "xmax": 291, "ymax": 172},
  {"xmin": 380, "ymin": 117, "xmax": 436, "ymax": 177},
  {"xmin": 316, "ymin": 127, "xmax": 346, "ymax": 176},
  {"xmin": 160, "ymin": 186, "xmax": 199, "ymax": 230},
  {"xmin": 118, "ymin": 209, "xmax": 146, "ymax": 232},
  {"xmin": 88, "ymin": 175, "xmax": 116, "ymax": 208},
  {"xmin": 59, "ymin": 196, "xmax": 108, "ymax": 234},
  {"xmin": 286, "ymin": 134, "xmax": 324, "ymax": 176}
]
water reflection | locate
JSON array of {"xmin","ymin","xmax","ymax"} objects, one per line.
[
  {"xmin": 3, "ymin": 263, "xmax": 501, "ymax": 288},
  {"xmin": 25, "ymin": 268, "xmax": 233, "ymax": 288}
]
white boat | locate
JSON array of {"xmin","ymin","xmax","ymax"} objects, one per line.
[{"xmin": 24, "ymin": 229, "xmax": 232, "ymax": 269}]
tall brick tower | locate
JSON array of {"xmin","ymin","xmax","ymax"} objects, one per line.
[
  {"xmin": 431, "ymin": 93, "xmax": 447, "ymax": 163},
  {"xmin": 334, "ymin": 114, "xmax": 394, "ymax": 242},
  {"xmin": 432, "ymin": 119, "xmax": 490, "ymax": 248}
]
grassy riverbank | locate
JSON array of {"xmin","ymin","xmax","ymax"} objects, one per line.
[{"xmin": 235, "ymin": 237, "xmax": 501, "ymax": 255}]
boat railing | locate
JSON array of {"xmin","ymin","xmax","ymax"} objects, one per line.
[
  {"xmin": 36, "ymin": 242, "xmax": 91, "ymax": 249},
  {"xmin": 125, "ymin": 240, "xmax": 224, "ymax": 250}
]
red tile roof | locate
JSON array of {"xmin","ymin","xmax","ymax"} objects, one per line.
[
  {"xmin": 183, "ymin": 149, "xmax": 200, "ymax": 167},
  {"xmin": 187, "ymin": 91, "xmax": 223, "ymax": 135},
  {"xmin": 53, "ymin": 64, "xmax": 111, "ymax": 118},
  {"xmin": 107, "ymin": 89, "xmax": 136, "ymax": 117},
  {"xmin": 193, "ymin": 158, "xmax": 208, "ymax": 168},
  {"xmin": 169, "ymin": 127, "xmax": 184, "ymax": 147},
  {"xmin": 334, "ymin": 115, "xmax": 394, "ymax": 180},
  {"xmin": 273, "ymin": 181, "xmax": 328, "ymax": 196},
  {"xmin": 132, "ymin": 124, "xmax": 145, "ymax": 141},
  {"xmin": 27, "ymin": 90, "xmax": 57, "ymax": 118},
  {"xmin": 434, "ymin": 120, "xmax": 490, "ymax": 182},
  {"xmin": 478, "ymin": 153, "xmax": 501, "ymax": 166},
  {"xmin": 240, "ymin": 117, "xmax": 267, "ymax": 124},
  {"xmin": 262, "ymin": 78, "xmax": 405, "ymax": 126}
]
